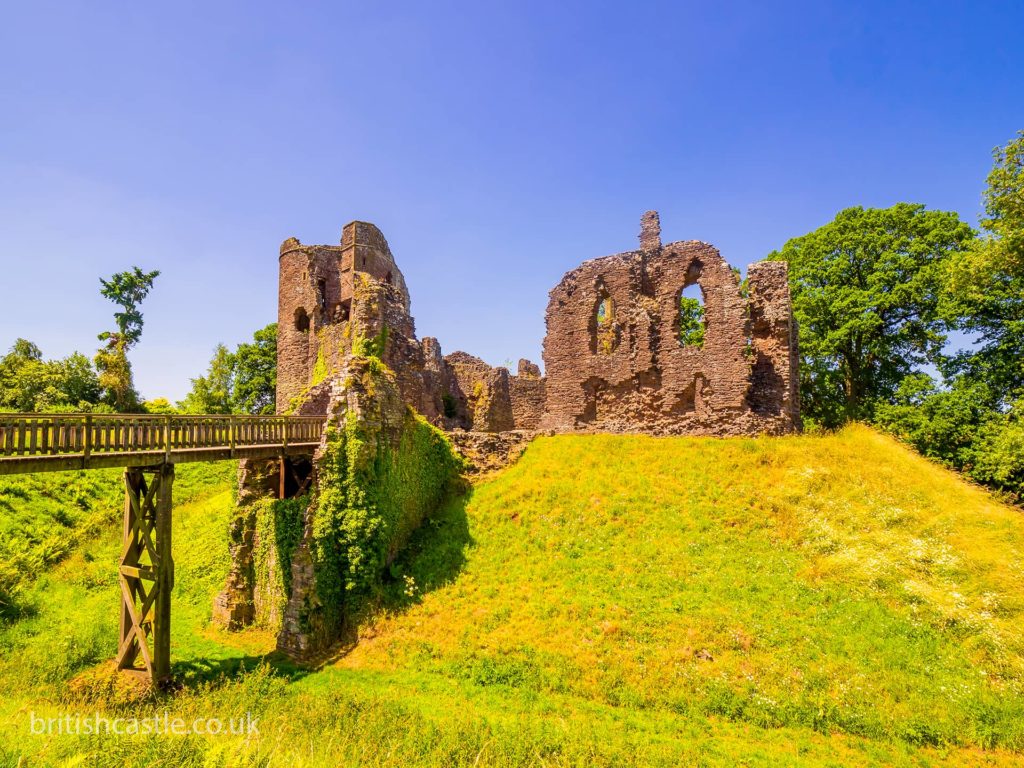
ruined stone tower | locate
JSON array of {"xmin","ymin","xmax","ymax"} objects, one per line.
[
  {"xmin": 275, "ymin": 220, "xmax": 546, "ymax": 432},
  {"xmin": 276, "ymin": 222, "xmax": 410, "ymax": 413}
]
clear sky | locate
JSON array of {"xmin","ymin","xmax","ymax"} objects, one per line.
[{"xmin": 1, "ymin": 1, "xmax": 1022, "ymax": 402}]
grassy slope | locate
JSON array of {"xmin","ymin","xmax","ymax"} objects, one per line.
[{"xmin": 2, "ymin": 426, "xmax": 1024, "ymax": 766}]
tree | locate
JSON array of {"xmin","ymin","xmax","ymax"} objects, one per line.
[
  {"xmin": 177, "ymin": 324, "xmax": 277, "ymax": 415},
  {"xmin": 178, "ymin": 344, "xmax": 236, "ymax": 414},
  {"xmin": 232, "ymin": 323, "xmax": 277, "ymax": 414},
  {"xmin": 943, "ymin": 131, "xmax": 1024, "ymax": 405},
  {"xmin": 769, "ymin": 204, "xmax": 974, "ymax": 427},
  {"xmin": 98, "ymin": 267, "xmax": 161, "ymax": 348},
  {"xmin": 874, "ymin": 373, "xmax": 998, "ymax": 470},
  {"xmin": 678, "ymin": 296, "xmax": 705, "ymax": 347},
  {"xmin": 95, "ymin": 267, "xmax": 159, "ymax": 412},
  {"xmin": 142, "ymin": 397, "xmax": 178, "ymax": 414},
  {"xmin": 0, "ymin": 340, "xmax": 102, "ymax": 412}
]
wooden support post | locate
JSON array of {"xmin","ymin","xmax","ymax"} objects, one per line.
[
  {"xmin": 117, "ymin": 464, "xmax": 175, "ymax": 683},
  {"xmin": 279, "ymin": 457, "xmax": 287, "ymax": 500},
  {"xmin": 153, "ymin": 463, "xmax": 174, "ymax": 681}
]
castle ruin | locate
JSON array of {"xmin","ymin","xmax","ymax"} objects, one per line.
[
  {"xmin": 276, "ymin": 221, "xmax": 546, "ymax": 434},
  {"xmin": 278, "ymin": 212, "xmax": 799, "ymax": 438},
  {"xmin": 215, "ymin": 212, "xmax": 800, "ymax": 657}
]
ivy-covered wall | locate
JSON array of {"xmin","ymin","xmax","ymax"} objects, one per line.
[
  {"xmin": 277, "ymin": 353, "xmax": 463, "ymax": 659},
  {"xmin": 250, "ymin": 495, "xmax": 305, "ymax": 629}
]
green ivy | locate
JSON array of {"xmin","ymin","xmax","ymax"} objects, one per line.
[
  {"xmin": 245, "ymin": 495, "xmax": 306, "ymax": 628},
  {"xmin": 303, "ymin": 356, "xmax": 463, "ymax": 638}
]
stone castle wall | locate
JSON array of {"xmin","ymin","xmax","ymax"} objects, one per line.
[
  {"xmin": 539, "ymin": 212, "xmax": 799, "ymax": 435},
  {"xmin": 277, "ymin": 214, "xmax": 798, "ymax": 438}
]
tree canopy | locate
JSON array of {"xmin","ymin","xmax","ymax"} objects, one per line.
[
  {"xmin": 943, "ymin": 131, "xmax": 1024, "ymax": 405},
  {"xmin": 0, "ymin": 340, "xmax": 102, "ymax": 412},
  {"xmin": 177, "ymin": 324, "xmax": 277, "ymax": 415},
  {"xmin": 769, "ymin": 203, "xmax": 974, "ymax": 427},
  {"xmin": 97, "ymin": 267, "xmax": 161, "ymax": 348}
]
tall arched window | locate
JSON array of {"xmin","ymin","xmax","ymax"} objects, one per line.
[
  {"xmin": 294, "ymin": 307, "xmax": 310, "ymax": 333},
  {"xmin": 594, "ymin": 284, "xmax": 617, "ymax": 355},
  {"xmin": 679, "ymin": 283, "xmax": 705, "ymax": 347}
]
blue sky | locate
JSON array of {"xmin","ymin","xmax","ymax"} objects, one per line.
[{"xmin": 1, "ymin": 1, "xmax": 1021, "ymax": 402}]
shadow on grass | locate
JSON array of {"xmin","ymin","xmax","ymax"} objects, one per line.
[
  {"xmin": 316, "ymin": 486, "xmax": 476, "ymax": 666},
  {"xmin": 170, "ymin": 649, "xmax": 310, "ymax": 689},
  {"xmin": 170, "ymin": 487, "xmax": 474, "ymax": 687}
]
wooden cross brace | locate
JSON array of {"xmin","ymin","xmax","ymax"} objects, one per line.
[{"xmin": 117, "ymin": 464, "xmax": 174, "ymax": 682}]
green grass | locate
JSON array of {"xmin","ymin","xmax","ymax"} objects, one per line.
[
  {"xmin": 2, "ymin": 426, "xmax": 1024, "ymax": 766},
  {"xmin": 0, "ymin": 461, "xmax": 234, "ymax": 618}
]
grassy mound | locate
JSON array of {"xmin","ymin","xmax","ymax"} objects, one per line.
[{"xmin": 3, "ymin": 426, "xmax": 1024, "ymax": 766}]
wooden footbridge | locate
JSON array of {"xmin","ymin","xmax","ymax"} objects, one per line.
[{"xmin": 0, "ymin": 413, "xmax": 326, "ymax": 683}]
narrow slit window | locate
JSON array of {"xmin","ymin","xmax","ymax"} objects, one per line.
[{"xmin": 317, "ymin": 279, "xmax": 328, "ymax": 312}]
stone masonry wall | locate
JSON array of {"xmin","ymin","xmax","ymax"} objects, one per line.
[
  {"xmin": 509, "ymin": 359, "xmax": 546, "ymax": 430},
  {"xmin": 277, "ymin": 214, "xmax": 798, "ymax": 438},
  {"xmin": 539, "ymin": 212, "xmax": 799, "ymax": 435}
]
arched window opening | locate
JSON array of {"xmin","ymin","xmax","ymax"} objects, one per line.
[
  {"xmin": 384, "ymin": 270, "xmax": 393, "ymax": 285},
  {"xmin": 679, "ymin": 283, "xmax": 705, "ymax": 348},
  {"xmin": 294, "ymin": 307, "xmax": 310, "ymax": 333},
  {"xmin": 593, "ymin": 285, "xmax": 617, "ymax": 355}
]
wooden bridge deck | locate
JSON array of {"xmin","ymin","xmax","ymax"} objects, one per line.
[{"xmin": 0, "ymin": 413, "xmax": 326, "ymax": 475}]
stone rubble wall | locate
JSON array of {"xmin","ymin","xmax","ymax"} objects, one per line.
[
  {"xmin": 447, "ymin": 430, "xmax": 537, "ymax": 475},
  {"xmin": 509, "ymin": 359, "xmax": 546, "ymax": 430},
  {"xmin": 211, "ymin": 458, "xmax": 280, "ymax": 630},
  {"xmin": 539, "ymin": 212, "xmax": 799, "ymax": 436}
]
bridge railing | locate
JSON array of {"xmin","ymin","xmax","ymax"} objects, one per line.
[{"xmin": 0, "ymin": 413, "xmax": 326, "ymax": 459}]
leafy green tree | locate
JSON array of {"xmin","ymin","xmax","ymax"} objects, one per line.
[
  {"xmin": 178, "ymin": 324, "xmax": 277, "ymax": 415},
  {"xmin": 94, "ymin": 344, "xmax": 139, "ymax": 412},
  {"xmin": 769, "ymin": 204, "xmax": 975, "ymax": 427},
  {"xmin": 943, "ymin": 131, "xmax": 1024, "ymax": 404},
  {"xmin": 232, "ymin": 323, "xmax": 277, "ymax": 414},
  {"xmin": 142, "ymin": 397, "xmax": 178, "ymax": 414},
  {"xmin": 874, "ymin": 374, "xmax": 997, "ymax": 469},
  {"xmin": 178, "ymin": 344, "xmax": 236, "ymax": 414},
  {"xmin": 98, "ymin": 267, "xmax": 161, "ymax": 348},
  {"xmin": 968, "ymin": 406, "xmax": 1024, "ymax": 498},
  {"xmin": 679, "ymin": 297, "xmax": 705, "ymax": 347},
  {"xmin": 0, "ymin": 341, "xmax": 101, "ymax": 412},
  {"xmin": 95, "ymin": 267, "xmax": 159, "ymax": 412}
]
